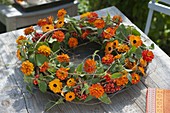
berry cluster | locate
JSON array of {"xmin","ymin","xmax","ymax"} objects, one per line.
[{"xmin": 74, "ymin": 86, "xmax": 88, "ymax": 100}]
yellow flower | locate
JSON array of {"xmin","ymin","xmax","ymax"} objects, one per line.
[
  {"xmin": 114, "ymin": 54, "xmax": 122, "ymax": 60},
  {"xmin": 138, "ymin": 66, "xmax": 146, "ymax": 76},
  {"xmin": 131, "ymin": 73, "xmax": 140, "ymax": 84},
  {"xmin": 57, "ymin": 9, "xmax": 67, "ymax": 19},
  {"xmin": 56, "ymin": 18, "xmax": 64, "ymax": 28},
  {"xmin": 57, "ymin": 53, "xmax": 70, "ymax": 63},
  {"xmin": 49, "ymin": 79, "xmax": 63, "ymax": 93},
  {"xmin": 16, "ymin": 49, "xmax": 21, "ymax": 60},
  {"xmin": 21, "ymin": 60, "xmax": 34, "ymax": 76},
  {"xmin": 66, "ymin": 78, "xmax": 76, "ymax": 87},
  {"xmin": 117, "ymin": 44, "xmax": 129, "ymax": 53},
  {"xmin": 65, "ymin": 92, "xmax": 75, "ymax": 102},
  {"xmin": 42, "ymin": 24, "xmax": 54, "ymax": 32},
  {"xmin": 105, "ymin": 42, "xmax": 114, "ymax": 54},
  {"xmin": 38, "ymin": 45, "xmax": 51, "ymax": 57},
  {"xmin": 129, "ymin": 35, "xmax": 142, "ymax": 47}
]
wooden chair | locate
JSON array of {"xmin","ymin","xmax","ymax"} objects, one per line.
[{"xmin": 144, "ymin": 0, "xmax": 170, "ymax": 35}]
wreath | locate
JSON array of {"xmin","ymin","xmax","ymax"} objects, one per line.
[{"xmin": 16, "ymin": 9, "xmax": 154, "ymax": 110}]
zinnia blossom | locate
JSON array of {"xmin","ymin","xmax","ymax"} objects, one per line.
[
  {"xmin": 39, "ymin": 62, "xmax": 49, "ymax": 72},
  {"xmin": 84, "ymin": 59, "xmax": 96, "ymax": 74},
  {"xmin": 65, "ymin": 92, "xmax": 75, "ymax": 102},
  {"xmin": 57, "ymin": 9, "xmax": 67, "ymax": 19},
  {"xmin": 56, "ymin": 53, "xmax": 70, "ymax": 63},
  {"xmin": 131, "ymin": 73, "xmax": 140, "ymax": 84},
  {"xmin": 102, "ymin": 54, "xmax": 114, "ymax": 65},
  {"xmin": 129, "ymin": 35, "xmax": 142, "ymax": 48},
  {"xmin": 16, "ymin": 35, "xmax": 27, "ymax": 45},
  {"xmin": 49, "ymin": 79, "xmax": 63, "ymax": 93},
  {"xmin": 42, "ymin": 24, "xmax": 54, "ymax": 33},
  {"xmin": 38, "ymin": 45, "xmax": 51, "ymax": 57},
  {"xmin": 67, "ymin": 78, "xmax": 76, "ymax": 87},
  {"xmin": 112, "ymin": 15, "xmax": 123, "ymax": 25},
  {"xmin": 81, "ymin": 30, "xmax": 90, "ymax": 39},
  {"xmin": 56, "ymin": 67, "xmax": 68, "ymax": 80},
  {"xmin": 52, "ymin": 30, "xmax": 65, "ymax": 42},
  {"xmin": 37, "ymin": 18, "xmax": 48, "ymax": 26},
  {"xmin": 24, "ymin": 26, "xmax": 34, "ymax": 35},
  {"xmin": 89, "ymin": 84, "xmax": 104, "ymax": 98},
  {"xmin": 94, "ymin": 19, "xmax": 105, "ymax": 29},
  {"xmin": 117, "ymin": 44, "xmax": 129, "ymax": 53},
  {"xmin": 102, "ymin": 27, "xmax": 116, "ymax": 39},
  {"xmin": 87, "ymin": 12, "xmax": 98, "ymax": 23},
  {"xmin": 142, "ymin": 50, "xmax": 154, "ymax": 62},
  {"xmin": 68, "ymin": 37, "xmax": 78, "ymax": 48},
  {"xmin": 115, "ymin": 75, "xmax": 128, "ymax": 86},
  {"xmin": 21, "ymin": 60, "xmax": 34, "ymax": 76}
]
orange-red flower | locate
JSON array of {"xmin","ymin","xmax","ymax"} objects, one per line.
[
  {"xmin": 65, "ymin": 92, "xmax": 75, "ymax": 102},
  {"xmin": 117, "ymin": 44, "xmax": 129, "ymax": 53},
  {"xmin": 102, "ymin": 54, "xmax": 114, "ymax": 65},
  {"xmin": 56, "ymin": 67, "xmax": 68, "ymax": 80},
  {"xmin": 42, "ymin": 24, "xmax": 54, "ymax": 33},
  {"xmin": 68, "ymin": 37, "xmax": 78, "ymax": 48},
  {"xmin": 39, "ymin": 62, "xmax": 49, "ymax": 72},
  {"xmin": 84, "ymin": 59, "xmax": 96, "ymax": 74},
  {"xmin": 131, "ymin": 73, "xmax": 140, "ymax": 84},
  {"xmin": 81, "ymin": 30, "xmax": 90, "ymax": 39},
  {"xmin": 102, "ymin": 27, "xmax": 116, "ymax": 39},
  {"xmin": 142, "ymin": 50, "xmax": 154, "ymax": 62},
  {"xmin": 115, "ymin": 74, "xmax": 129, "ymax": 86},
  {"xmin": 52, "ymin": 30, "xmax": 65, "ymax": 42},
  {"xmin": 37, "ymin": 18, "xmax": 48, "ymax": 26},
  {"xmin": 21, "ymin": 60, "xmax": 34, "ymax": 76},
  {"xmin": 66, "ymin": 78, "xmax": 76, "ymax": 87},
  {"xmin": 94, "ymin": 19, "xmax": 105, "ymax": 29},
  {"xmin": 112, "ymin": 15, "xmax": 123, "ymax": 25},
  {"xmin": 57, "ymin": 9, "xmax": 67, "ymax": 19},
  {"xmin": 105, "ymin": 42, "xmax": 114, "ymax": 54},
  {"xmin": 16, "ymin": 35, "xmax": 27, "ymax": 45},
  {"xmin": 89, "ymin": 84, "xmax": 104, "ymax": 98},
  {"xmin": 87, "ymin": 12, "xmax": 98, "ymax": 23},
  {"xmin": 38, "ymin": 45, "xmax": 51, "ymax": 57},
  {"xmin": 56, "ymin": 53, "xmax": 70, "ymax": 63},
  {"xmin": 47, "ymin": 16, "xmax": 54, "ymax": 24},
  {"xmin": 24, "ymin": 26, "xmax": 34, "ymax": 35},
  {"xmin": 129, "ymin": 35, "xmax": 142, "ymax": 48},
  {"xmin": 80, "ymin": 12, "xmax": 91, "ymax": 19}
]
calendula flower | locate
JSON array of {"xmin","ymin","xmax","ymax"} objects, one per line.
[
  {"xmin": 102, "ymin": 27, "xmax": 116, "ymax": 39},
  {"xmin": 94, "ymin": 19, "xmax": 105, "ymax": 29},
  {"xmin": 42, "ymin": 24, "xmax": 54, "ymax": 33},
  {"xmin": 16, "ymin": 35, "xmax": 27, "ymax": 45},
  {"xmin": 24, "ymin": 26, "xmax": 34, "ymax": 35},
  {"xmin": 105, "ymin": 42, "xmax": 114, "ymax": 54},
  {"xmin": 87, "ymin": 12, "xmax": 98, "ymax": 23},
  {"xmin": 131, "ymin": 73, "xmax": 140, "ymax": 84},
  {"xmin": 117, "ymin": 44, "xmax": 129, "ymax": 53},
  {"xmin": 47, "ymin": 16, "xmax": 54, "ymax": 24},
  {"xmin": 57, "ymin": 53, "xmax": 70, "ymax": 63},
  {"xmin": 67, "ymin": 78, "xmax": 76, "ymax": 87},
  {"xmin": 125, "ymin": 58, "xmax": 137, "ymax": 70},
  {"xmin": 80, "ymin": 12, "xmax": 91, "ymax": 19},
  {"xmin": 57, "ymin": 9, "xmax": 67, "ymax": 19},
  {"xmin": 56, "ymin": 18, "xmax": 64, "ymax": 28},
  {"xmin": 65, "ymin": 92, "xmax": 75, "ymax": 102},
  {"xmin": 49, "ymin": 79, "xmax": 63, "ymax": 93},
  {"xmin": 89, "ymin": 84, "xmax": 104, "ymax": 98},
  {"xmin": 68, "ymin": 37, "xmax": 78, "ymax": 48},
  {"xmin": 102, "ymin": 54, "xmax": 114, "ymax": 65},
  {"xmin": 16, "ymin": 49, "xmax": 21, "ymax": 60},
  {"xmin": 39, "ymin": 62, "xmax": 49, "ymax": 72},
  {"xmin": 52, "ymin": 30, "xmax": 65, "ymax": 42},
  {"xmin": 56, "ymin": 67, "xmax": 68, "ymax": 80},
  {"xmin": 21, "ymin": 60, "xmax": 34, "ymax": 76},
  {"xmin": 38, "ymin": 45, "xmax": 51, "ymax": 57},
  {"xmin": 81, "ymin": 30, "xmax": 90, "ymax": 39},
  {"xmin": 112, "ymin": 15, "xmax": 123, "ymax": 25},
  {"xmin": 140, "ymin": 58, "xmax": 147, "ymax": 67},
  {"xmin": 138, "ymin": 66, "xmax": 146, "ymax": 76},
  {"xmin": 142, "ymin": 50, "xmax": 154, "ymax": 62},
  {"xmin": 84, "ymin": 59, "xmax": 96, "ymax": 74},
  {"xmin": 129, "ymin": 35, "xmax": 142, "ymax": 48},
  {"xmin": 37, "ymin": 18, "xmax": 48, "ymax": 26}
]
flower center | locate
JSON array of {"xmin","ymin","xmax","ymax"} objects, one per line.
[
  {"xmin": 133, "ymin": 40, "xmax": 137, "ymax": 44},
  {"xmin": 69, "ymin": 95, "xmax": 72, "ymax": 98},
  {"xmin": 53, "ymin": 84, "xmax": 57, "ymax": 87},
  {"xmin": 108, "ymin": 47, "xmax": 112, "ymax": 51}
]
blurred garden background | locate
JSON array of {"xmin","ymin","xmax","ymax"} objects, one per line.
[{"xmin": 0, "ymin": 0, "xmax": 170, "ymax": 55}]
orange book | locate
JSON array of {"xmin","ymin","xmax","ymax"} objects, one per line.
[{"xmin": 146, "ymin": 88, "xmax": 170, "ymax": 113}]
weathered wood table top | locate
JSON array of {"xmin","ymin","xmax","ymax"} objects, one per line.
[{"xmin": 0, "ymin": 6, "xmax": 170, "ymax": 113}]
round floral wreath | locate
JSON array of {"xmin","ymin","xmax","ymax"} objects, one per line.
[{"xmin": 16, "ymin": 9, "xmax": 154, "ymax": 108}]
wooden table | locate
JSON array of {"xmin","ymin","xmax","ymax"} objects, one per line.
[
  {"xmin": 0, "ymin": 1, "xmax": 78, "ymax": 32},
  {"xmin": 0, "ymin": 6, "xmax": 170, "ymax": 113}
]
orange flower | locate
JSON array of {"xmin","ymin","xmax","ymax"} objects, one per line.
[
  {"xmin": 56, "ymin": 53, "xmax": 70, "ymax": 63},
  {"xmin": 16, "ymin": 35, "xmax": 27, "ymax": 45},
  {"xmin": 112, "ymin": 15, "xmax": 123, "ymax": 25},
  {"xmin": 117, "ymin": 44, "xmax": 129, "ymax": 53},
  {"xmin": 114, "ymin": 54, "xmax": 122, "ymax": 60},
  {"xmin": 56, "ymin": 67, "xmax": 68, "ymax": 80},
  {"xmin": 39, "ymin": 62, "xmax": 49, "ymax": 72},
  {"xmin": 68, "ymin": 37, "xmax": 78, "ymax": 48},
  {"xmin": 38, "ymin": 45, "xmax": 51, "ymax": 57},
  {"xmin": 57, "ymin": 9, "xmax": 67, "ymax": 18},
  {"xmin": 66, "ymin": 78, "xmax": 76, "ymax": 87},
  {"xmin": 52, "ymin": 30, "xmax": 65, "ymax": 42},
  {"xmin": 37, "ymin": 18, "xmax": 48, "ymax": 26},
  {"xmin": 115, "ymin": 74, "xmax": 129, "ymax": 86},
  {"xmin": 24, "ymin": 26, "xmax": 34, "ymax": 35},
  {"xmin": 102, "ymin": 54, "xmax": 114, "ymax": 65},
  {"xmin": 105, "ymin": 42, "xmax": 114, "ymax": 54},
  {"xmin": 131, "ymin": 73, "xmax": 140, "ymax": 84},
  {"xmin": 21, "ymin": 60, "xmax": 34, "ymax": 76},
  {"xmin": 125, "ymin": 58, "xmax": 137, "ymax": 70},
  {"xmin": 42, "ymin": 24, "xmax": 54, "ymax": 33},
  {"xmin": 94, "ymin": 19, "xmax": 105, "ymax": 29},
  {"xmin": 102, "ymin": 27, "xmax": 116, "ymax": 39},
  {"xmin": 56, "ymin": 18, "xmax": 64, "ymax": 28},
  {"xmin": 142, "ymin": 50, "xmax": 154, "ymax": 62},
  {"xmin": 129, "ymin": 35, "xmax": 142, "ymax": 47},
  {"xmin": 113, "ymin": 40, "xmax": 119, "ymax": 48},
  {"xmin": 138, "ymin": 66, "xmax": 146, "ymax": 76},
  {"xmin": 89, "ymin": 84, "xmax": 104, "ymax": 98},
  {"xmin": 65, "ymin": 92, "xmax": 75, "ymax": 102},
  {"xmin": 84, "ymin": 59, "xmax": 96, "ymax": 74},
  {"xmin": 16, "ymin": 49, "xmax": 21, "ymax": 60},
  {"xmin": 87, "ymin": 12, "xmax": 98, "ymax": 23},
  {"xmin": 49, "ymin": 79, "xmax": 62, "ymax": 93},
  {"xmin": 80, "ymin": 12, "xmax": 91, "ymax": 19},
  {"xmin": 140, "ymin": 58, "xmax": 147, "ymax": 67},
  {"xmin": 81, "ymin": 30, "xmax": 90, "ymax": 39},
  {"xmin": 47, "ymin": 16, "xmax": 54, "ymax": 24}
]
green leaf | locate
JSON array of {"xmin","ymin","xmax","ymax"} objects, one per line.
[
  {"xmin": 36, "ymin": 54, "xmax": 48, "ymax": 66},
  {"xmin": 28, "ymin": 54, "xmax": 35, "ymax": 64},
  {"xmin": 45, "ymin": 98, "xmax": 64, "ymax": 112},
  {"xmin": 149, "ymin": 43, "xmax": 155, "ymax": 50},
  {"xmin": 132, "ymin": 28, "xmax": 141, "ymax": 36},
  {"xmin": 127, "ymin": 46, "xmax": 137, "ymax": 56},
  {"xmin": 36, "ymin": 42, "xmax": 49, "ymax": 49},
  {"xmin": 24, "ymin": 75, "xmax": 33, "ymax": 83},
  {"xmin": 135, "ymin": 47, "xmax": 142, "ymax": 59},
  {"xmin": 84, "ymin": 95, "xmax": 93, "ymax": 103},
  {"xmin": 38, "ymin": 81, "xmax": 47, "ymax": 93},
  {"xmin": 111, "ymin": 73, "xmax": 122, "ymax": 79},
  {"xmin": 26, "ymin": 84, "xmax": 33, "ymax": 94},
  {"xmin": 81, "ymin": 83, "xmax": 89, "ymax": 95},
  {"xmin": 91, "ymin": 78, "xmax": 100, "ymax": 84},
  {"xmin": 97, "ymin": 29, "xmax": 103, "ymax": 36},
  {"xmin": 127, "ymin": 73, "xmax": 132, "ymax": 83},
  {"xmin": 62, "ymin": 86, "xmax": 70, "ymax": 93},
  {"xmin": 129, "ymin": 57, "xmax": 135, "ymax": 62},
  {"xmin": 98, "ymin": 93, "xmax": 111, "ymax": 104},
  {"xmin": 76, "ymin": 63, "xmax": 83, "ymax": 73},
  {"xmin": 52, "ymin": 41, "xmax": 60, "ymax": 52}
]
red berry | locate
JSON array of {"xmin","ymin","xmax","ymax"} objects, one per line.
[{"xmin": 33, "ymin": 79, "xmax": 38, "ymax": 85}]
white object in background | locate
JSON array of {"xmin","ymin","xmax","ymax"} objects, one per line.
[{"xmin": 26, "ymin": 0, "xmax": 42, "ymax": 5}]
